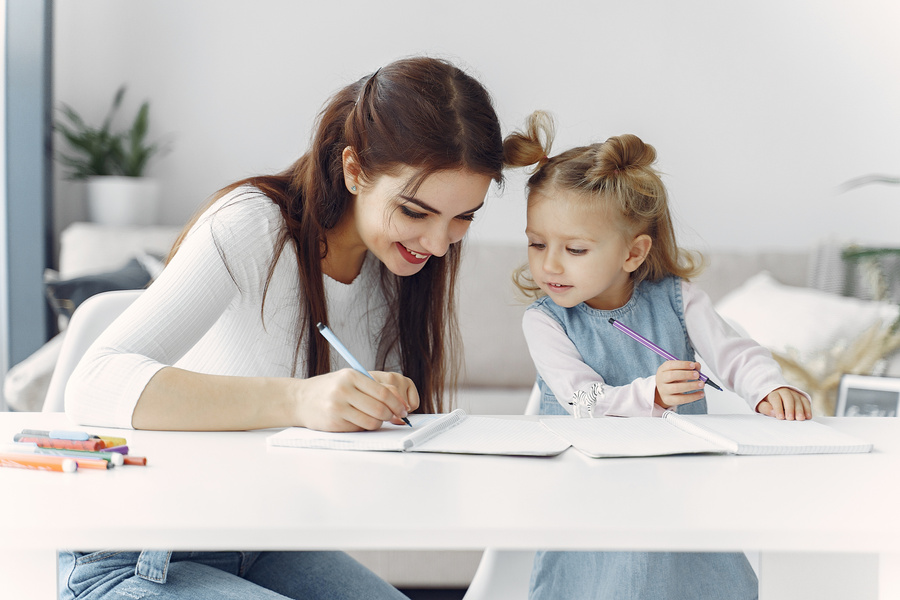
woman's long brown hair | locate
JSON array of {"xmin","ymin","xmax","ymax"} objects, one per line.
[{"xmin": 169, "ymin": 57, "xmax": 504, "ymax": 413}]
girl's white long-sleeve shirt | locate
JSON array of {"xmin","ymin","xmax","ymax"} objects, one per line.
[
  {"xmin": 523, "ymin": 280, "xmax": 807, "ymax": 417},
  {"xmin": 65, "ymin": 188, "xmax": 388, "ymax": 429}
]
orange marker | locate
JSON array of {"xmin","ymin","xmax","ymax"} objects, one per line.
[
  {"xmin": 66, "ymin": 456, "xmax": 112, "ymax": 470},
  {"xmin": 0, "ymin": 452, "xmax": 78, "ymax": 473}
]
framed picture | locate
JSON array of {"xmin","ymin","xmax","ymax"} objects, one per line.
[{"xmin": 835, "ymin": 374, "xmax": 900, "ymax": 417}]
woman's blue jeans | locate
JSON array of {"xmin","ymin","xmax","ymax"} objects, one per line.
[{"xmin": 58, "ymin": 550, "xmax": 409, "ymax": 599}]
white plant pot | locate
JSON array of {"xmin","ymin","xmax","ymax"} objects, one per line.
[{"xmin": 86, "ymin": 176, "xmax": 161, "ymax": 227}]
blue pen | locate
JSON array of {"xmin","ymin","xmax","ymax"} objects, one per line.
[
  {"xmin": 316, "ymin": 322, "xmax": 413, "ymax": 427},
  {"xmin": 20, "ymin": 429, "xmax": 92, "ymax": 441}
]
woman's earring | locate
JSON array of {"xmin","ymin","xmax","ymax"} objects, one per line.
[{"xmin": 351, "ymin": 185, "xmax": 357, "ymax": 192}]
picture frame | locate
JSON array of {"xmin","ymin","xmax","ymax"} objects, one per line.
[{"xmin": 835, "ymin": 374, "xmax": 900, "ymax": 417}]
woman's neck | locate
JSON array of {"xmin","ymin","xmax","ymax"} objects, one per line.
[{"xmin": 322, "ymin": 217, "xmax": 367, "ymax": 284}]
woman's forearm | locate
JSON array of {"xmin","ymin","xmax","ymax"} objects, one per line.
[{"xmin": 131, "ymin": 367, "xmax": 297, "ymax": 431}]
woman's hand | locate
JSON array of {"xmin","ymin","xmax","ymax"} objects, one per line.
[
  {"xmin": 292, "ymin": 369, "xmax": 420, "ymax": 432},
  {"xmin": 371, "ymin": 371, "xmax": 421, "ymax": 425},
  {"xmin": 655, "ymin": 361, "xmax": 706, "ymax": 409},
  {"xmin": 756, "ymin": 387, "xmax": 812, "ymax": 420}
]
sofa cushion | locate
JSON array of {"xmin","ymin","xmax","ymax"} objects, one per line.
[
  {"xmin": 457, "ymin": 243, "xmax": 535, "ymax": 388},
  {"xmin": 716, "ymin": 271, "xmax": 899, "ymax": 363},
  {"xmin": 59, "ymin": 222, "xmax": 180, "ymax": 278},
  {"xmin": 715, "ymin": 270, "xmax": 900, "ymax": 415},
  {"xmin": 45, "ymin": 258, "xmax": 152, "ymax": 320},
  {"xmin": 691, "ymin": 250, "xmax": 809, "ymax": 304}
]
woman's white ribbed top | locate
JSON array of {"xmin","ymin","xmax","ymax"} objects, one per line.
[{"xmin": 66, "ymin": 187, "xmax": 388, "ymax": 429}]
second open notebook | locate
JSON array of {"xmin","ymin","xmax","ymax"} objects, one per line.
[
  {"xmin": 541, "ymin": 412, "xmax": 874, "ymax": 457},
  {"xmin": 266, "ymin": 409, "xmax": 570, "ymax": 456}
]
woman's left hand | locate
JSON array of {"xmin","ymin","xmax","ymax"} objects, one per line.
[{"xmin": 756, "ymin": 387, "xmax": 812, "ymax": 420}]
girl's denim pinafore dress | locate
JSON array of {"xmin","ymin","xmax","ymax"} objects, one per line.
[{"xmin": 528, "ymin": 276, "xmax": 758, "ymax": 600}]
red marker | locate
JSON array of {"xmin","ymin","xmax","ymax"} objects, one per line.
[{"xmin": 13, "ymin": 434, "xmax": 105, "ymax": 451}]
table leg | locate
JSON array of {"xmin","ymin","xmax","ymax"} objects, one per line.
[
  {"xmin": 0, "ymin": 549, "xmax": 57, "ymax": 599},
  {"xmin": 759, "ymin": 552, "xmax": 878, "ymax": 600},
  {"xmin": 880, "ymin": 553, "xmax": 900, "ymax": 600}
]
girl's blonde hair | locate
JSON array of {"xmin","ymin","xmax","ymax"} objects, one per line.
[{"xmin": 504, "ymin": 111, "xmax": 702, "ymax": 299}]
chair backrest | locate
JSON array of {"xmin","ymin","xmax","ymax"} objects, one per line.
[
  {"xmin": 524, "ymin": 382, "xmax": 540, "ymax": 416},
  {"xmin": 42, "ymin": 289, "xmax": 144, "ymax": 412}
]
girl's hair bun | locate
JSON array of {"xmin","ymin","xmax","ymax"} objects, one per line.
[
  {"xmin": 586, "ymin": 134, "xmax": 657, "ymax": 183},
  {"xmin": 503, "ymin": 110, "xmax": 556, "ymax": 170}
]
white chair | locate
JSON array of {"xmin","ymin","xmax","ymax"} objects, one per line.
[
  {"xmin": 462, "ymin": 383, "xmax": 540, "ymax": 600},
  {"xmin": 42, "ymin": 289, "xmax": 144, "ymax": 412}
]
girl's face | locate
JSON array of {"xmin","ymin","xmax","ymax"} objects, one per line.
[
  {"xmin": 349, "ymin": 166, "xmax": 492, "ymax": 277},
  {"xmin": 525, "ymin": 188, "xmax": 650, "ymax": 311}
]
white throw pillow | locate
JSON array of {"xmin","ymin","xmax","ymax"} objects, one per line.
[{"xmin": 715, "ymin": 271, "xmax": 899, "ymax": 362}]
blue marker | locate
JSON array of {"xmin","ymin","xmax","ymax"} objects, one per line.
[{"xmin": 316, "ymin": 322, "xmax": 413, "ymax": 427}]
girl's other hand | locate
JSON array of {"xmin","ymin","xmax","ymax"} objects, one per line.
[
  {"xmin": 756, "ymin": 387, "xmax": 812, "ymax": 420},
  {"xmin": 292, "ymin": 369, "xmax": 419, "ymax": 432},
  {"xmin": 655, "ymin": 361, "xmax": 705, "ymax": 409}
]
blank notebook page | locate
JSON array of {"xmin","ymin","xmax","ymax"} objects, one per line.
[
  {"xmin": 666, "ymin": 414, "xmax": 874, "ymax": 455},
  {"xmin": 540, "ymin": 417, "xmax": 724, "ymax": 457},
  {"xmin": 412, "ymin": 416, "xmax": 570, "ymax": 456},
  {"xmin": 266, "ymin": 413, "xmax": 448, "ymax": 452}
]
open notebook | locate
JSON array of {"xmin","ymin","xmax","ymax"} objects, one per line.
[
  {"xmin": 266, "ymin": 409, "xmax": 570, "ymax": 456},
  {"xmin": 541, "ymin": 412, "xmax": 874, "ymax": 458}
]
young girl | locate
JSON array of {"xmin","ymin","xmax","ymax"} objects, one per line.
[
  {"xmin": 60, "ymin": 57, "xmax": 505, "ymax": 600},
  {"xmin": 504, "ymin": 111, "xmax": 811, "ymax": 600}
]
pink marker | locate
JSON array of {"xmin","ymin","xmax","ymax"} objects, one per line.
[{"xmin": 608, "ymin": 318, "xmax": 723, "ymax": 392}]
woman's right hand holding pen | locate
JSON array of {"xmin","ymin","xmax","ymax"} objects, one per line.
[
  {"xmin": 293, "ymin": 369, "xmax": 419, "ymax": 432},
  {"xmin": 654, "ymin": 360, "xmax": 706, "ymax": 409}
]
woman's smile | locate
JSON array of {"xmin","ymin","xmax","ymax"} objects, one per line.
[{"xmin": 397, "ymin": 242, "xmax": 431, "ymax": 264}]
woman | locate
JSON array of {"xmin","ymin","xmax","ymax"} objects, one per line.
[{"xmin": 61, "ymin": 56, "xmax": 505, "ymax": 599}]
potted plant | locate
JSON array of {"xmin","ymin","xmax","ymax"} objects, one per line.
[
  {"xmin": 837, "ymin": 174, "xmax": 900, "ymax": 311},
  {"xmin": 56, "ymin": 86, "xmax": 166, "ymax": 226}
]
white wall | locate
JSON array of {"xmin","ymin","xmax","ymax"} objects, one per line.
[
  {"xmin": 0, "ymin": 0, "xmax": 8, "ymax": 409},
  {"xmin": 53, "ymin": 0, "xmax": 900, "ymax": 254}
]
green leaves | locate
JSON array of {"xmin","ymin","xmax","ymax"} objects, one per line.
[
  {"xmin": 55, "ymin": 86, "xmax": 166, "ymax": 180},
  {"xmin": 119, "ymin": 102, "xmax": 161, "ymax": 177}
]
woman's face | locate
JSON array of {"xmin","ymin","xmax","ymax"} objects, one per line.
[{"xmin": 350, "ymin": 166, "xmax": 492, "ymax": 276}]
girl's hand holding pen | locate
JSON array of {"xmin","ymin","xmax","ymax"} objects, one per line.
[
  {"xmin": 756, "ymin": 387, "xmax": 812, "ymax": 421},
  {"xmin": 293, "ymin": 369, "xmax": 418, "ymax": 432},
  {"xmin": 655, "ymin": 361, "xmax": 706, "ymax": 409}
]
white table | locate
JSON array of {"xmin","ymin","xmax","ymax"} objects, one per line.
[{"xmin": 1, "ymin": 412, "xmax": 897, "ymax": 599}]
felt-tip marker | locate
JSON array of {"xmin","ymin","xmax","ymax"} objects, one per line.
[
  {"xmin": 608, "ymin": 318, "xmax": 724, "ymax": 392},
  {"xmin": 0, "ymin": 452, "xmax": 78, "ymax": 473},
  {"xmin": 20, "ymin": 430, "xmax": 128, "ymax": 448}
]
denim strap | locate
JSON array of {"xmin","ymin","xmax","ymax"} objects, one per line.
[{"xmin": 135, "ymin": 550, "xmax": 173, "ymax": 583}]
